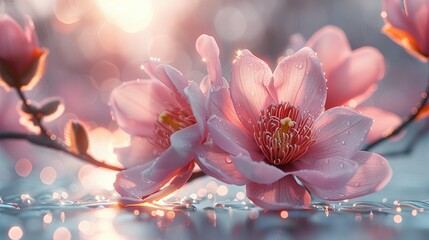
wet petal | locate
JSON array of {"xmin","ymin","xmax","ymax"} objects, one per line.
[
  {"xmin": 326, "ymin": 47, "xmax": 385, "ymax": 108},
  {"xmin": 184, "ymin": 81, "xmax": 207, "ymax": 138},
  {"xmin": 114, "ymin": 136, "xmax": 159, "ymax": 168},
  {"xmin": 273, "ymin": 47, "xmax": 326, "ymax": 119},
  {"xmin": 207, "ymin": 115, "xmax": 260, "ymax": 157},
  {"xmin": 114, "ymin": 161, "xmax": 194, "ymax": 200},
  {"xmin": 110, "ymin": 80, "xmax": 177, "ymax": 136},
  {"xmin": 144, "ymin": 124, "xmax": 202, "ymax": 182},
  {"xmin": 231, "ymin": 153, "xmax": 286, "ymax": 184},
  {"xmin": 306, "ymin": 151, "xmax": 392, "ymax": 200},
  {"xmin": 142, "ymin": 61, "xmax": 189, "ymax": 105},
  {"xmin": 246, "ymin": 175, "xmax": 311, "ymax": 210},
  {"xmin": 291, "ymin": 157, "xmax": 358, "ymax": 189},
  {"xmin": 194, "ymin": 141, "xmax": 247, "ymax": 185},
  {"xmin": 207, "ymin": 86, "xmax": 243, "ymax": 127},
  {"xmin": 230, "ymin": 49, "xmax": 274, "ymax": 131},
  {"xmin": 196, "ymin": 34, "xmax": 223, "ymax": 87},
  {"xmin": 357, "ymin": 107, "xmax": 401, "ymax": 143},
  {"xmin": 302, "ymin": 107, "xmax": 372, "ymax": 161}
]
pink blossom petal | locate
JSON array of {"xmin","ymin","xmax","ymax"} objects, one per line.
[
  {"xmin": 306, "ymin": 25, "xmax": 350, "ymax": 75},
  {"xmin": 110, "ymin": 80, "xmax": 177, "ymax": 136},
  {"xmin": 246, "ymin": 175, "xmax": 311, "ymax": 210},
  {"xmin": 142, "ymin": 62, "xmax": 189, "ymax": 106},
  {"xmin": 184, "ymin": 81, "xmax": 207, "ymax": 138},
  {"xmin": 306, "ymin": 151, "xmax": 392, "ymax": 200},
  {"xmin": 357, "ymin": 107, "xmax": 402, "ymax": 143},
  {"xmin": 114, "ymin": 136, "xmax": 159, "ymax": 168},
  {"xmin": 404, "ymin": 0, "xmax": 429, "ymax": 53},
  {"xmin": 114, "ymin": 161, "xmax": 194, "ymax": 200},
  {"xmin": 196, "ymin": 34, "xmax": 223, "ymax": 87},
  {"xmin": 291, "ymin": 157, "xmax": 358, "ymax": 189},
  {"xmin": 207, "ymin": 86, "xmax": 243, "ymax": 127},
  {"xmin": 143, "ymin": 124, "xmax": 202, "ymax": 182},
  {"xmin": 273, "ymin": 47, "xmax": 326, "ymax": 119},
  {"xmin": 230, "ymin": 49, "xmax": 274, "ymax": 131},
  {"xmin": 231, "ymin": 153, "xmax": 286, "ymax": 184},
  {"xmin": 194, "ymin": 141, "xmax": 247, "ymax": 185},
  {"xmin": 23, "ymin": 15, "xmax": 39, "ymax": 48},
  {"xmin": 302, "ymin": 107, "xmax": 372, "ymax": 161},
  {"xmin": 382, "ymin": 0, "xmax": 413, "ymax": 32},
  {"xmin": 207, "ymin": 115, "xmax": 260, "ymax": 157},
  {"xmin": 326, "ymin": 47, "xmax": 385, "ymax": 108}
]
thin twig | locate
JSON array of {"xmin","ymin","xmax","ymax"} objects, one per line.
[
  {"xmin": 364, "ymin": 65, "xmax": 429, "ymax": 151},
  {"xmin": 0, "ymin": 131, "xmax": 124, "ymax": 171},
  {"xmin": 15, "ymin": 88, "xmax": 49, "ymax": 136}
]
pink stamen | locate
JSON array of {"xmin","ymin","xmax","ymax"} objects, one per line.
[{"xmin": 253, "ymin": 102, "xmax": 315, "ymax": 166}]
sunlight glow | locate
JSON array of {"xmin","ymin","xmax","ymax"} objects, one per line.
[{"xmin": 97, "ymin": 0, "xmax": 154, "ymax": 33}]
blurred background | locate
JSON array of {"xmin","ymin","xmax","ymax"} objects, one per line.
[{"xmin": 0, "ymin": 0, "xmax": 427, "ymax": 202}]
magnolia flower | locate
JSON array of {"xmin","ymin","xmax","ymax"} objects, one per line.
[
  {"xmin": 292, "ymin": 26, "xmax": 401, "ymax": 142},
  {"xmin": 208, "ymin": 47, "xmax": 392, "ymax": 209},
  {"xmin": 110, "ymin": 34, "xmax": 244, "ymax": 201},
  {"xmin": 0, "ymin": 15, "xmax": 47, "ymax": 91},
  {"xmin": 381, "ymin": 0, "xmax": 429, "ymax": 61}
]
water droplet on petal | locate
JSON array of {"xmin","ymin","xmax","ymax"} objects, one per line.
[
  {"xmin": 341, "ymin": 140, "xmax": 346, "ymax": 145},
  {"xmin": 346, "ymin": 121, "xmax": 351, "ymax": 126},
  {"xmin": 355, "ymin": 182, "xmax": 360, "ymax": 188},
  {"xmin": 340, "ymin": 163, "xmax": 344, "ymax": 168},
  {"xmin": 225, "ymin": 158, "xmax": 232, "ymax": 164}
]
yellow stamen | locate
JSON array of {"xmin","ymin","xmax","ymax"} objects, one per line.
[
  {"xmin": 159, "ymin": 111, "xmax": 180, "ymax": 130},
  {"xmin": 280, "ymin": 117, "xmax": 295, "ymax": 132}
]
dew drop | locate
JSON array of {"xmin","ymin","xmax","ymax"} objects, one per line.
[
  {"xmin": 355, "ymin": 182, "xmax": 361, "ymax": 188},
  {"xmin": 341, "ymin": 140, "xmax": 346, "ymax": 145},
  {"xmin": 346, "ymin": 121, "xmax": 351, "ymax": 126},
  {"xmin": 325, "ymin": 159, "xmax": 330, "ymax": 164},
  {"xmin": 225, "ymin": 158, "xmax": 232, "ymax": 164},
  {"xmin": 339, "ymin": 163, "xmax": 344, "ymax": 168},
  {"xmin": 295, "ymin": 64, "xmax": 303, "ymax": 69}
]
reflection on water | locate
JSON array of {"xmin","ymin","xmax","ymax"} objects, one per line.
[{"xmin": 1, "ymin": 186, "xmax": 429, "ymax": 240}]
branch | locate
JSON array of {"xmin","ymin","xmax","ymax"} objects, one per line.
[{"xmin": 364, "ymin": 65, "xmax": 429, "ymax": 151}]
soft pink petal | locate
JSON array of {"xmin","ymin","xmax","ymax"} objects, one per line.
[
  {"xmin": 357, "ymin": 106, "xmax": 402, "ymax": 143},
  {"xmin": 184, "ymin": 81, "xmax": 207, "ymax": 138},
  {"xmin": 290, "ymin": 157, "xmax": 358, "ymax": 189},
  {"xmin": 404, "ymin": 0, "xmax": 429, "ymax": 54},
  {"xmin": 302, "ymin": 107, "xmax": 372, "ymax": 161},
  {"xmin": 326, "ymin": 47, "xmax": 385, "ymax": 108},
  {"xmin": 231, "ymin": 153, "xmax": 287, "ymax": 184},
  {"xmin": 114, "ymin": 162, "xmax": 194, "ymax": 200},
  {"xmin": 196, "ymin": 34, "xmax": 223, "ymax": 87},
  {"xmin": 114, "ymin": 136, "xmax": 159, "ymax": 168},
  {"xmin": 306, "ymin": 25, "xmax": 350, "ymax": 75},
  {"xmin": 142, "ymin": 62, "xmax": 189, "ymax": 106},
  {"xmin": 246, "ymin": 176, "xmax": 311, "ymax": 210},
  {"xmin": 207, "ymin": 115, "xmax": 260, "ymax": 157},
  {"xmin": 194, "ymin": 141, "xmax": 247, "ymax": 185},
  {"xmin": 273, "ymin": 47, "xmax": 326, "ymax": 119},
  {"xmin": 382, "ymin": 0, "xmax": 414, "ymax": 33},
  {"xmin": 23, "ymin": 15, "xmax": 39, "ymax": 48},
  {"xmin": 306, "ymin": 151, "xmax": 392, "ymax": 200},
  {"xmin": 207, "ymin": 86, "xmax": 244, "ymax": 128},
  {"xmin": 110, "ymin": 80, "xmax": 177, "ymax": 136},
  {"xmin": 230, "ymin": 49, "xmax": 274, "ymax": 132},
  {"xmin": 143, "ymin": 124, "xmax": 202, "ymax": 182}
]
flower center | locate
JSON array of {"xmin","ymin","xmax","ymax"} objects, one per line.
[
  {"xmin": 253, "ymin": 102, "xmax": 315, "ymax": 166},
  {"xmin": 149, "ymin": 107, "xmax": 196, "ymax": 150}
]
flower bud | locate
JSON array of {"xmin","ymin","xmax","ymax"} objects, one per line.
[
  {"xmin": 0, "ymin": 15, "xmax": 48, "ymax": 91},
  {"xmin": 64, "ymin": 121, "xmax": 90, "ymax": 155}
]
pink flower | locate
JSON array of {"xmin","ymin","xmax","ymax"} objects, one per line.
[
  {"xmin": 0, "ymin": 15, "xmax": 47, "ymax": 90},
  {"xmin": 208, "ymin": 47, "xmax": 392, "ymax": 209},
  {"xmin": 110, "ymin": 34, "xmax": 243, "ymax": 201},
  {"xmin": 381, "ymin": 0, "xmax": 429, "ymax": 61},
  {"xmin": 304, "ymin": 25, "xmax": 401, "ymax": 142}
]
